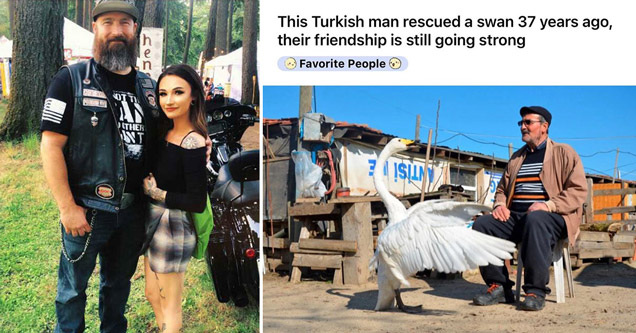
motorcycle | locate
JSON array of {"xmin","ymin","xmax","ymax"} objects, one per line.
[{"xmin": 203, "ymin": 100, "xmax": 260, "ymax": 307}]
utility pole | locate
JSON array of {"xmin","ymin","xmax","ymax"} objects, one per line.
[
  {"xmin": 297, "ymin": 86, "xmax": 313, "ymax": 151},
  {"xmin": 508, "ymin": 143, "xmax": 513, "ymax": 158},
  {"xmin": 415, "ymin": 114, "xmax": 421, "ymax": 142},
  {"xmin": 420, "ymin": 129, "xmax": 433, "ymax": 201},
  {"xmin": 612, "ymin": 147, "xmax": 620, "ymax": 183},
  {"xmin": 428, "ymin": 100, "xmax": 441, "ymax": 193}
]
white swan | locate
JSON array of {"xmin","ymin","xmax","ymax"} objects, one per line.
[{"xmin": 370, "ymin": 138, "xmax": 516, "ymax": 313}]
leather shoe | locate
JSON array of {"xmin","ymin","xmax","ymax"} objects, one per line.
[
  {"xmin": 473, "ymin": 283, "xmax": 515, "ymax": 306},
  {"xmin": 519, "ymin": 293, "xmax": 545, "ymax": 311}
]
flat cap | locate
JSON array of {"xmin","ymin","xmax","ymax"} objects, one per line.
[
  {"xmin": 93, "ymin": 0, "xmax": 139, "ymax": 21},
  {"xmin": 520, "ymin": 106, "xmax": 551, "ymax": 124}
]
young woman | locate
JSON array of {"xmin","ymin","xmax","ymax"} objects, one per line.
[{"xmin": 142, "ymin": 64, "xmax": 208, "ymax": 332}]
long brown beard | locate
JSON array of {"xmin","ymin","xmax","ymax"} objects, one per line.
[{"xmin": 93, "ymin": 35, "xmax": 138, "ymax": 72}]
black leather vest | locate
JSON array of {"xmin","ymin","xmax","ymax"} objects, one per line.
[{"xmin": 64, "ymin": 59, "xmax": 158, "ymax": 213}]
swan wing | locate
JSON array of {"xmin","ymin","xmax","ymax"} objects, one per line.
[{"xmin": 377, "ymin": 201, "xmax": 516, "ymax": 282}]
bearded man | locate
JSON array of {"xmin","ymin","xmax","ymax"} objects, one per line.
[{"xmin": 40, "ymin": 1, "xmax": 159, "ymax": 331}]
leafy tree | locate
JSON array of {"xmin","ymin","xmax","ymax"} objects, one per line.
[
  {"xmin": 67, "ymin": 0, "xmax": 76, "ymax": 21},
  {"xmin": 0, "ymin": 0, "xmax": 66, "ymax": 139},
  {"xmin": 0, "ymin": 0, "xmax": 10, "ymax": 38},
  {"xmin": 229, "ymin": 0, "xmax": 246, "ymax": 51},
  {"xmin": 164, "ymin": 0, "xmax": 187, "ymax": 66},
  {"xmin": 8, "ymin": 0, "xmax": 15, "ymax": 37}
]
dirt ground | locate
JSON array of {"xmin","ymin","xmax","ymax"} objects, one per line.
[
  {"xmin": 263, "ymin": 261, "xmax": 636, "ymax": 332},
  {"xmin": 240, "ymin": 123, "xmax": 259, "ymax": 151}
]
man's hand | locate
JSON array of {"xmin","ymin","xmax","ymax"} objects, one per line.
[
  {"xmin": 60, "ymin": 204, "xmax": 91, "ymax": 237},
  {"xmin": 527, "ymin": 202, "xmax": 549, "ymax": 213},
  {"xmin": 205, "ymin": 137, "xmax": 212, "ymax": 163},
  {"xmin": 492, "ymin": 205, "xmax": 511, "ymax": 222}
]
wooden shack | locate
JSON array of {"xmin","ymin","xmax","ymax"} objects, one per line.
[{"xmin": 263, "ymin": 117, "xmax": 508, "ymax": 284}]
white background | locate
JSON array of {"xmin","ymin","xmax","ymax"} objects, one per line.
[{"xmin": 260, "ymin": 0, "xmax": 636, "ymax": 85}]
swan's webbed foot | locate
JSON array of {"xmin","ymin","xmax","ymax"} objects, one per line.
[{"xmin": 395, "ymin": 288, "xmax": 423, "ymax": 314}]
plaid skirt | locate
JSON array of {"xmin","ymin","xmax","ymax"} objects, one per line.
[{"xmin": 147, "ymin": 201, "xmax": 196, "ymax": 273}]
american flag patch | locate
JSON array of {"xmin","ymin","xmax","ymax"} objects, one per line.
[{"xmin": 42, "ymin": 98, "xmax": 67, "ymax": 124}]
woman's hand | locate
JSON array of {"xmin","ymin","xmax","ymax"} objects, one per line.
[{"xmin": 143, "ymin": 173, "xmax": 167, "ymax": 202}]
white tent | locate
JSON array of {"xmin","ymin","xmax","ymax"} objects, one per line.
[
  {"xmin": 0, "ymin": 36, "xmax": 12, "ymax": 58},
  {"xmin": 63, "ymin": 17, "xmax": 94, "ymax": 59},
  {"xmin": 0, "ymin": 19, "xmax": 94, "ymax": 60},
  {"xmin": 203, "ymin": 43, "xmax": 259, "ymax": 102}
]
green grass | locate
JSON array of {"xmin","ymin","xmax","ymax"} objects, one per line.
[
  {"xmin": 0, "ymin": 136, "xmax": 259, "ymax": 332},
  {"xmin": 0, "ymin": 98, "xmax": 7, "ymax": 121}
]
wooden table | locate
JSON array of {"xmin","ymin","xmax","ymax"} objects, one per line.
[{"xmin": 288, "ymin": 196, "xmax": 376, "ymax": 285}]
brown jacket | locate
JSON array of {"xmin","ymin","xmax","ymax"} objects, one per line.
[{"xmin": 494, "ymin": 138, "xmax": 588, "ymax": 245}]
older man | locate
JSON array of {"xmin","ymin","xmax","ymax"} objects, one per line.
[
  {"xmin": 472, "ymin": 106, "xmax": 587, "ymax": 311},
  {"xmin": 40, "ymin": 1, "xmax": 157, "ymax": 331}
]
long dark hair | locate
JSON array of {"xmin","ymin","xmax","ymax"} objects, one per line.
[{"xmin": 156, "ymin": 64, "xmax": 207, "ymax": 140}]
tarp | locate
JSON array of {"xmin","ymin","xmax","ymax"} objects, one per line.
[{"xmin": 334, "ymin": 140, "xmax": 446, "ymax": 197}]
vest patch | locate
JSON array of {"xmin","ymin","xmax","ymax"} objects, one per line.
[
  {"xmin": 95, "ymin": 184, "xmax": 115, "ymax": 199},
  {"xmin": 83, "ymin": 89, "xmax": 107, "ymax": 99},
  {"xmin": 141, "ymin": 78, "xmax": 153, "ymax": 89},
  {"xmin": 83, "ymin": 97, "xmax": 108, "ymax": 108},
  {"xmin": 145, "ymin": 90, "xmax": 157, "ymax": 107}
]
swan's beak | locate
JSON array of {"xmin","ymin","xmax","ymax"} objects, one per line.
[{"xmin": 400, "ymin": 139, "xmax": 415, "ymax": 146}]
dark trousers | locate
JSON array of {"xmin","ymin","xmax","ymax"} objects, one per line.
[
  {"xmin": 55, "ymin": 202, "xmax": 145, "ymax": 333},
  {"xmin": 472, "ymin": 210, "xmax": 567, "ymax": 297}
]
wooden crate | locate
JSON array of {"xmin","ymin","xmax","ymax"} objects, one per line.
[{"xmin": 572, "ymin": 231, "xmax": 635, "ymax": 260}]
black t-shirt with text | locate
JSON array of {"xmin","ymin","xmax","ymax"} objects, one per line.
[{"xmin": 40, "ymin": 64, "xmax": 146, "ymax": 194}]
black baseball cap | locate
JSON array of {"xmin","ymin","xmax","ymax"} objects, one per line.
[
  {"xmin": 520, "ymin": 106, "xmax": 551, "ymax": 124},
  {"xmin": 93, "ymin": 0, "xmax": 139, "ymax": 22}
]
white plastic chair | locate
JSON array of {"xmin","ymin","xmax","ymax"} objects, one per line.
[{"xmin": 515, "ymin": 238, "xmax": 574, "ymax": 303}]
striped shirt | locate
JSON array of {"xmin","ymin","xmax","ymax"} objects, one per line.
[{"xmin": 510, "ymin": 141, "xmax": 548, "ymax": 212}]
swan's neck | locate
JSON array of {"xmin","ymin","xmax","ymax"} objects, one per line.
[{"xmin": 374, "ymin": 146, "xmax": 406, "ymax": 223}]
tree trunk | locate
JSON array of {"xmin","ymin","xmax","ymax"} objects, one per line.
[
  {"xmin": 162, "ymin": 3, "xmax": 169, "ymax": 67},
  {"xmin": 241, "ymin": 0, "xmax": 258, "ymax": 105},
  {"xmin": 214, "ymin": 0, "xmax": 229, "ymax": 57},
  {"xmin": 75, "ymin": 0, "xmax": 84, "ymax": 27},
  {"xmin": 134, "ymin": 0, "xmax": 147, "ymax": 34},
  {"xmin": 201, "ymin": 0, "xmax": 217, "ymax": 72},
  {"xmin": 182, "ymin": 0, "xmax": 194, "ymax": 64},
  {"xmin": 0, "ymin": 0, "xmax": 66, "ymax": 140},
  {"xmin": 142, "ymin": 0, "xmax": 164, "ymax": 27},
  {"xmin": 226, "ymin": 0, "xmax": 233, "ymax": 52},
  {"xmin": 83, "ymin": 0, "xmax": 91, "ymax": 30}
]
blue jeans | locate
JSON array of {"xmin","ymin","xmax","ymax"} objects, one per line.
[{"xmin": 55, "ymin": 202, "xmax": 145, "ymax": 333}]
